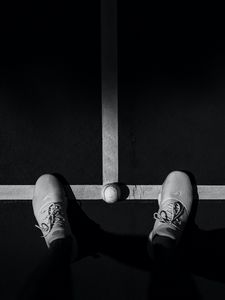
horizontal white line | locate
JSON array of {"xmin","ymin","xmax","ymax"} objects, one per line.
[
  {"xmin": 127, "ymin": 185, "xmax": 225, "ymax": 200},
  {"xmin": 0, "ymin": 185, "xmax": 101, "ymax": 200},
  {"xmin": 0, "ymin": 185, "xmax": 225, "ymax": 200}
]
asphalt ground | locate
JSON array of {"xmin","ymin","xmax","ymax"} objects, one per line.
[{"xmin": 1, "ymin": 1, "xmax": 225, "ymax": 299}]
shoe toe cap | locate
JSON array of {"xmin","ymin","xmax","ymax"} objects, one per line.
[
  {"xmin": 161, "ymin": 171, "xmax": 193, "ymax": 213},
  {"xmin": 33, "ymin": 174, "xmax": 65, "ymax": 212}
]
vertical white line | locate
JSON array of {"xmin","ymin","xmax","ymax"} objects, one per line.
[{"xmin": 101, "ymin": 0, "xmax": 118, "ymax": 185}]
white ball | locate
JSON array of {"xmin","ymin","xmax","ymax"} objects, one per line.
[{"xmin": 102, "ymin": 183, "xmax": 120, "ymax": 203}]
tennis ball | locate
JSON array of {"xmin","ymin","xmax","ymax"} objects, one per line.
[{"xmin": 102, "ymin": 183, "xmax": 121, "ymax": 203}]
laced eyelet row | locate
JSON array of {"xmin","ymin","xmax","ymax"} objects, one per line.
[
  {"xmin": 35, "ymin": 202, "xmax": 65, "ymax": 237},
  {"xmin": 153, "ymin": 201, "xmax": 185, "ymax": 229}
]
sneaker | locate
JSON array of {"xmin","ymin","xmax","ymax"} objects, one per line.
[
  {"xmin": 32, "ymin": 174, "xmax": 72, "ymax": 248},
  {"xmin": 149, "ymin": 171, "xmax": 193, "ymax": 243}
]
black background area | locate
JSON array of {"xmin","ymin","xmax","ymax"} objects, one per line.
[
  {"xmin": 118, "ymin": 2, "xmax": 225, "ymax": 184},
  {"xmin": 0, "ymin": 2, "xmax": 101, "ymax": 184}
]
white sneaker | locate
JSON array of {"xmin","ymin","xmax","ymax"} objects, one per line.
[
  {"xmin": 149, "ymin": 171, "xmax": 193, "ymax": 243},
  {"xmin": 32, "ymin": 174, "xmax": 72, "ymax": 248}
]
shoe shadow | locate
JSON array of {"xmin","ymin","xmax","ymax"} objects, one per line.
[
  {"xmin": 180, "ymin": 171, "xmax": 225, "ymax": 285},
  {"xmin": 53, "ymin": 173, "xmax": 152, "ymax": 271},
  {"xmin": 186, "ymin": 226, "xmax": 225, "ymax": 283},
  {"xmin": 55, "ymin": 172, "xmax": 222, "ymax": 299}
]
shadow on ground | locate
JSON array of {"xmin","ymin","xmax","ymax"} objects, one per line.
[{"xmin": 54, "ymin": 171, "xmax": 225, "ymax": 299}]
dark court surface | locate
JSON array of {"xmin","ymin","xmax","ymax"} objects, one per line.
[
  {"xmin": 118, "ymin": 2, "xmax": 225, "ymax": 184},
  {"xmin": 1, "ymin": 1, "xmax": 225, "ymax": 300},
  {"xmin": 1, "ymin": 200, "xmax": 225, "ymax": 300},
  {"xmin": 0, "ymin": 2, "xmax": 101, "ymax": 184}
]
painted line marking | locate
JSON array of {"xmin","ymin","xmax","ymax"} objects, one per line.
[
  {"xmin": 101, "ymin": 0, "xmax": 118, "ymax": 184},
  {"xmin": 0, "ymin": 185, "xmax": 225, "ymax": 200}
]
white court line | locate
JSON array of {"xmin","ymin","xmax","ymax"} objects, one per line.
[
  {"xmin": 0, "ymin": 185, "xmax": 101, "ymax": 200},
  {"xmin": 0, "ymin": 185, "xmax": 225, "ymax": 200},
  {"xmin": 101, "ymin": 0, "xmax": 118, "ymax": 185},
  {"xmin": 1, "ymin": 2, "xmax": 223, "ymax": 201}
]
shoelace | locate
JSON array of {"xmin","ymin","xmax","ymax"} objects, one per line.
[
  {"xmin": 153, "ymin": 201, "xmax": 185, "ymax": 229},
  {"xmin": 35, "ymin": 202, "xmax": 65, "ymax": 238}
]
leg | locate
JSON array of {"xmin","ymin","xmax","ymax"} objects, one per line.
[
  {"xmin": 20, "ymin": 174, "xmax": 78, "ymax": 300},
  {"xmin": 148, "ymin": 171, "xmax": 196, "ymax": 299}
]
